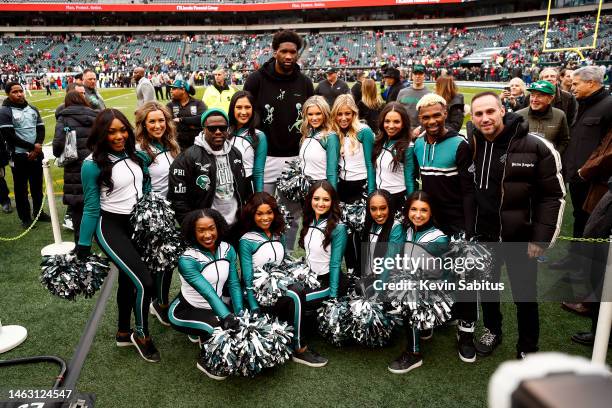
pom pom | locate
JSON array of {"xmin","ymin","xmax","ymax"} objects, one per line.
[
  {"xmin": 131, "ymin": 192, "xmax": 184, "ymax": 275},
  {"xmin": 40, "ymin": 253, "xmax": 110, "ymax": 300},
  {"xmin": 347, "ymin": 296, "xmax": 398, "ymax": 347},
  {"xmin": 278, "ymin": 204, "xmax": 294, "ymax": 230},
  {"xmin": 276, "ymin": 159, "xmax": 312, "ymax": 202},
  {"xmin": 390, "ymin": 286, "xmax": 454, "ymax": 331},
  {"xmin": 340, "ymin": 198, "xmax": 367, "ymax": 232},
  {"xmin": 284, "ymin": 257, "xmax": 320, "ymax": 290},
  {"xmin": 317, "ymin": 297, "xmax": 352, "ymax": 346},
  {"xmin": 200, "ymin": 311, "xmax": 293, "ymax": 377},
  {"xmin": 251, "ymin": 262, "xmax": 297, "ymax": 306},
  {"xmin": 448, "ymin": 233, "xmax": 494, "ymax": 281}
]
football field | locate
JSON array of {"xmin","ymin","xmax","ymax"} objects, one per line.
[{"xmin": 1, "ymin": 86, "xmax": 610, "ymax": 408}]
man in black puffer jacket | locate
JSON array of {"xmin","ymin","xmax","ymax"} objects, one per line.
[
  {"xmin": 53, "ymin": 90, "xmax": 98, "ymax": 241},
  {"xmin": 468, "ymin": 91, "xmax": 565, "ymax": 360}
]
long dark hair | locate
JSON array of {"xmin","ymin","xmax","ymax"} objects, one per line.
[
  {"xmin": 299, "ymin": 181, "xmax": 341, "ymax": 249},
  {"xmin": 64, "ymin": 90, "xmax": 90, "ymax": 108},
  {"xmin": 402, "ymin": 190, "xmax": 435, "ymax": 230},
  {"xmin": 363, "ymin": 189, "xmax": 397, "ymax": 262},
  {"xmin": 87, "ymin": 109, "xmax": 142, "ymax": 195},
  {"xmin": 228, "ymin": 90, "xmax": 260, "ymax": 149},
  {"xmin": 240, "ymin": 192, "xmax": 286, "ymax": 236},
  {"xmin": 181, "ymin": 208, "xmax": 229, "ymax": 250},
  {"xmin": 372, "ymin": 102, "xmax": 411, "ymax": 172}
]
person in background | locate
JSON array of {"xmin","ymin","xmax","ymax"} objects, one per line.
[
  {"xmin": 315, "ymin": 67, "xmax": 350, "ymax": 107},
  {"xmin": 500, "ymin": 77, "xmax": 527, "ymax": 113},
  {"xmin": 151, "ymin": 72, "xmax": 164, "ymax": 101},
  {"xmin": 382, "ymin": 67, "xmax": 403, "ymax": 103},
  {"xmin": 397, "ymin": 64, "xmax": 429, "ymax": 131},
  {"xmin": 167, "ymin": 79, "xmax": 206, "ymax": 150},
  {"xmin": 0, "ymin": 120, "xmax": 11, "ymax": 213},
  {"xmin": 202, "ymin": 68, "xmax": 236, "ymax": 113},
  {"xmin": 435, "ymin": 75, "xmax": 465, "ymax": 132},
  {"xmin": 134, "ymin": 67, "xmax": 156, "ymax": 108},
  {"xmin": 52, "ymin": 90, "xmax": 97, "ymax": 241},
  {"xmin": 82, "ymin": 69, "xmax": 106, "ymax": 111},
  {"xmin": 560, "ymin": 68, "xmax": 574, "ymax": 93},
  {"xmin": 351, "ymin": 70, "xmax": 366, "ymax": 103},
  {"xmin": 357, "ymin": 78, "xmax": 384, "ymax": 133}
]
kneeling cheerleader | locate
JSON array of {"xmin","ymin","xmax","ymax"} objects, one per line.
[
  {"xmin": 168, "ymin": 208, "xmax": 244, "ymax": 380},
  {"xmin": 239, "ymin": 192, "xmax": 328, "ymax": 367}
]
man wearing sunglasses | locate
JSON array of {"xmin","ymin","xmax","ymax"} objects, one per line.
[{"xmin": 168, "ymin": 108, "xmax": 251, "ymax": 240}]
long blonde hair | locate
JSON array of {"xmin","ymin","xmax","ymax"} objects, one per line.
[
  {"xmin": 300, "ymin": 95, "xmax": 332, "ymax": 143},
  {"xmin": 361, "ymin": 78, "xmax": 383, "ymax": 110},
  {"xmin": 135, "ymin": 101, "xmax": 180, "ymax": 161},
  {"xmin": 331, "ymin": 94, "xmax": 363, "ymax": 156}
]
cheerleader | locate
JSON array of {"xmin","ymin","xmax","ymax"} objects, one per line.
[
  {"xmin": 168, "ymin": 208, "xmax": 244, "ymax": 380},
  {"xmin": 362, "ymin": 189, "xmax": 404, "ymax": 287},
  {"xmin": 239, "ymin": 192, "xmax": 327, "ymax": 367},
  {"xmin": 332, "ymin": 93, "xmax": 375, "ymax": 202},
  {"xmin": 372, "ymin": 103, "xmax": 415, "ymax": 212},
  {"xmin": 388, "ymin": 190, "xmax": 449, "ymax": 374},
  {"xmin": 299, "ymin": 95, "xmax": 340, "ymax": 189},
  {"xmin": 299, "ymin": 181, "xmax": 348, "ymax": 303},
  {"xmin": 134, "ymin": 101, "xmax": 181, "ymax": 327},
  {"xmin": 227, "ymin": 91, "xmax": 267, "ymax": 193},
  {"xmin": 331, "ymin": 94, "xmax": 375, "ymax": 272},
  {"xmin": 77, "ymin": 109, "xmax": 159, "ymax": 362}
]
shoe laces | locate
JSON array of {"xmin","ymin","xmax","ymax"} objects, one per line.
[{"xmin": 480, "ymin": 329, "xmax": 497, "ymax": 346}]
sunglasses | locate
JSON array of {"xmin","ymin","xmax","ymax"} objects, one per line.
[{"xmin": 205, "ymin": 125, "xmax": 228, "ymax": 133}]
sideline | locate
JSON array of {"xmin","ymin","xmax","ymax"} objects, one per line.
[{"xmin": 41, "ymin": 92, "xmax": 134, "ymax": 119}]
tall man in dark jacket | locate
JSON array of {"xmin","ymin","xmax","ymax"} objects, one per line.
[
  {"xmin": 244, "ymin": 29, "xmax": 314, "ymax": 250},
  {"xmin": 0, "ymin": 82, "xmax": 51, "ymax": 228},
  {"xmin": 469, "ymin": 92, "xmax": 565, "ymax": 359},
  {"xmin": 168, "ymin": 109, "xmax": 250, "ymax": 237},
  {"xmin": 552, "ymin": 66, "xmax": 612, "ymax": 270},
  {"xmin": 315, "ymin": 67, "xmax": 349, "ymax": 106}
]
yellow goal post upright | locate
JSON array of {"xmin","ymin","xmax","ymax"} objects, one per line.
[{"xmin": 541, "ymin": 0, "xmax": 604, "ymax": 61}]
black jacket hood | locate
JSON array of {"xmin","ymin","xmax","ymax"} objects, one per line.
[
  {"xmin": 2, "ymin": 98, "xmax": 28, "ymax": 109},
  {"xmin": 58, "ymin": 105, "xmax": 98, "ymax": 126}
]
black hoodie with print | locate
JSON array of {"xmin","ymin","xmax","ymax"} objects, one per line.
[{"xmin": 244, "ymin": 57, "xmax": 314, "ymax": 157}]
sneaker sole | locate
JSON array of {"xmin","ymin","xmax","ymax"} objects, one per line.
[
  {"xmin": 196, "ymin": 362, "xmax": 227, "ymax": 380},
  {"xmin": 130, "ymin": 334, "xmax": 161, "ymax": 363},
  {"xmin": 388, "ymin": 359, "xmax": 423, "ymax": 374},
  {"xmin": 188, "ymin": 335, "xmax": 200, "ymax": 344},
  {"xmin": 456, "ymin": 334, "xmax": 477, "ymax": 363},
  {"xmin": 291, "ymin": 356, "xmax": 328, "ymax": 368},
  {"xmin": 475, "ymin": 338, "xmax": 502, "ymax": 357},
  {"xmin": 150, "ymin": 303, "xmax": 171, "ymax": 327},
  {"xmin": 116, "ymin": 340, "xmax": 133, "ymax": 347}
]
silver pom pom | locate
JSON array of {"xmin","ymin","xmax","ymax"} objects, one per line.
[
  {"xmin": 284, "ymin": 257, "xmax": 320, "ymax": 290},
  {"xmin": 340, "ymin": 199, "xmax": 367, "ymax": 232},
  {"xmin": 317, "ymin": 297, "xmax": 352, "ymax": 346},
  {"xmin": 347, "ymin": 296, "xmax": 398, "ymax": 347},
  {"xmin": 448, "ymin": 233, "xmax": 494, "ymax": 281},
  {"xmin": 40, "ymin": 253, "xmax": 110, "ymax": 300},
  {"xmin": 278, "ymin": 204, "xmax": 295, "ymax": 230},
  {"xmin": 131, "ymin": 192, "xmax": 184, "ymax": 275},
  {"xmin": 200, "ymin": 311, "xmax": 294, "ymax": 377},
  {"xmin": 276, "ymin": 159, "xmax": 312, "ymax": 202},
  {"xmin": 251, "ymin": 262, "xmax": 297, "ymax": 307}
]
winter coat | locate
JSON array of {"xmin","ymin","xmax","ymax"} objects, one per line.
[
  {"xmin": 580, "ymin": 128, "xmax": 612, "ymax": 213},
  {"xmin": 446, "ymin": 93, "xmax": 465, "ymax": 132}
]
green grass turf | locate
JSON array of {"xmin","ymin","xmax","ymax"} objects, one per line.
[{"xmin": 1, "ymin": 86, "xmax": 610, "ymax": 408}]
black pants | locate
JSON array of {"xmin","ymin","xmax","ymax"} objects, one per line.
[
  {"xmin": 97, "ymin": 211, "xmax": 154, "ymax": 337},
  {"xmin": 480, "ymin": 242, "xmax": 539, "ymax": 353},
  {"xmin": 260, "ymin": 284, "xmax": 307, "ymax": 349},
  {"xmin": 0, "ymin": 166, "xmax": 10, "ymax": 205},
  {"xmin": 338, "ymin": 178, "xmax": 367, "ymax": 273},
  {"xmin": 154, "ymin": 86, "xmax": 164, "ymax": 100},
  {"xmin": 165, "ymin": 85, "xmax": 171, "ymax": 99},
  {"xmin": 305, "ymin": 272, "xmax": 349, "ymax": 310},
  {"xmin": 168, "ymin": 293, "xmax": 220, "ymax": 338},
  {"xmin": 69, "ymin": 204, "xmax": 83, "ymax": 243},
  {"xmin": 389, "ymin": 191, "xmax": 406, "ymax": 215},
  {"xmin": 10, "ymin": 154, "xmax": 43, "ymax": 223},
  {"xmin": 569, "ymin": 180, "xmax": 590, "ymax": 240}
]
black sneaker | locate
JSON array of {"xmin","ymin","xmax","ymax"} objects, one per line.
[
  {"xmin": 420, "ymin": 328, "xmax": 433, "ymax": 340},
  {"xmin": 130, "ymin": 333, "xmax": 161, "ymax": 363},
  {"xmin": 292, "ymin": 348, "xmax": 328, "ymax": 367},
  {"xmin": 457, "ymin": 331, "xmax": 476, "ymax": 363},
  {"xmin": 196, "ymin": 356, "xmax": 228, "ymax": 381},
  {"xmin": 116, "ymin": 329, "xmax": 133, "ymax": 347},
  {"xmin": 475, "ymin": 328, "xmax": 502, "ymax": 356},
  {"xmin": 150, "ymin": 301, "xmax": 171, "ymax": 327},
  {"xmin": 387, "ymin": 352, "xmax": 423, "ymax": 374},
  {"xmin": 21, "ymin": 219, "xmax": 35, "ymax": 229},
  {"xmin": 37, "ymin": 212, "xmax": 51, "ymax": 222},
  {"xmin": 1, "ymin": 201, "xmax": 12, "ymax": 213}
]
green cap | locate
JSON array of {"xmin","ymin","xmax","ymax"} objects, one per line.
[
  {"xmin": 201, "ymin": 108, "xmax": 229, "ymax": 127},
  {"xmin": 413, "ymin": 64, "xmax": 426, "ymax": 73},
  {"xmin": 527, "ymin": 80, "xmax": 556, "ymax": 95}
]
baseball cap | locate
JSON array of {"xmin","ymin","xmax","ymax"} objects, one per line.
[
  {"xmin": 527, "ymin": 80, "xmax": 556, "ymax": 95},
  {"xmin": 170, "ymin": 79, "xmax": 195, "ymax": 96},
  {"xmin": 326, "ymin": 67, "xmax": 337, "ymax": 74},
  {"xmin": 413, "ymin": 64, "xmax": 426, "ymax": 73}
]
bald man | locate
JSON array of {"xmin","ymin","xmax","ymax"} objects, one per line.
[{"xmin": 133, "ymin": 67, "xmax": 156, "ymax": 107}]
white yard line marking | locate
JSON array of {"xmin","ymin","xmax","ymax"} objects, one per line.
[{"xmin": 41, "ymin": 93, "xmax": 133, "ymax": 119}]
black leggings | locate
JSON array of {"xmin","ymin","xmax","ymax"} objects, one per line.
[
  {"xmin": 260, "ymin": 284, "xmax": 306, "ymax": 349},
  {"xmin": 338, "ymin": 178, "xmax": 367, "ymax": 274},
  {"xmin": 97, "ymin": 211, "xmax": 154, "ymax": 337},
  {"xmin": 155, "ymin": 267, "xmax": 173, "ymax": 306},
  {"xmin": 168, "ymin": 294, "xmax": 220, "ymax": 338}
]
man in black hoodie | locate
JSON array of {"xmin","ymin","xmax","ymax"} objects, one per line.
[
  {"xmin": 244, "ymin": 30, "xmax": 314, "ymax": 250},
  {"xmin": 0, "ymin": 82, "xmax": 51, "ymax": 228},
  {"xmin": 469, "ymin": 91, "xmax": 565, "ymax": 360}
]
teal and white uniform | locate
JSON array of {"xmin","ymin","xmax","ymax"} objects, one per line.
[
  {"xmin": 79, "ymin": 152, "xmax": 153, "ymax": 338},
  {"xmin": 169, "ymin": 242, "xmax": 244, "ymax": 336},
  {"xmin": 338, "ymin": 124, "xmax": 376, "ymax": 194},
  {"xmin": 136, "ymin": 141, "xmax": 174, "ymax": 197},
  {"xmin": 239, "ymin": 230, "xmax": 307, "ymax": 348},
  {"xmin": 375, "ymin": 140, "xmax": 415, "ymax": 196},
  {"xmin": 230, "ymin": 127, "xmax": 267, "ymax": 192},
  {"xmin": 303, "ymin": 217, "xmax": 348, "ymax": 301},
  {"xmin": 366, "ymin": 220, "xmax": 404, "ymax": 283},
  {"xmin": 299, "ymin": 128, "xmax": 340, "ymax": 189}
]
